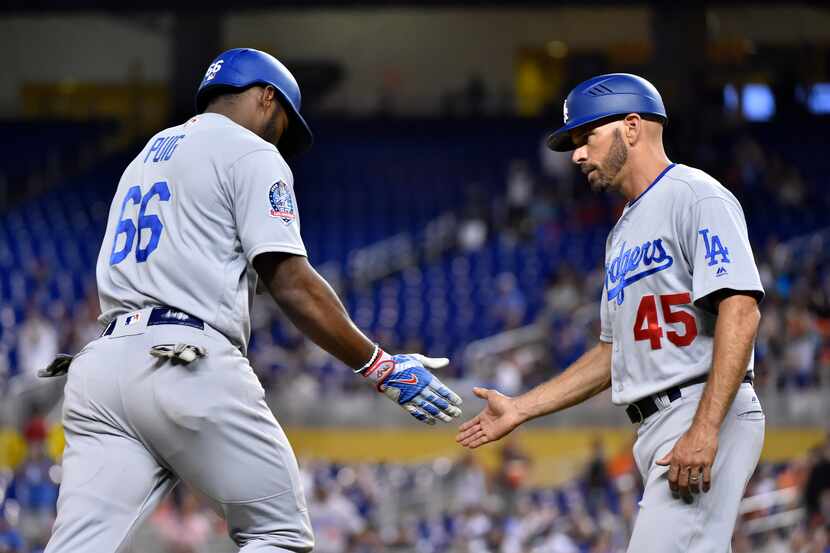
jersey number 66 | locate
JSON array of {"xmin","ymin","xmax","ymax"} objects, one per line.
[{"xmin": 109, "ymin": 181, "xmax": 171, "ymax": 265}]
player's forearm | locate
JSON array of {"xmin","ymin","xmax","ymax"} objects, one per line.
[
  {"xmin": 692, "ymin": 294, "xmax": 760, "ymax": 431},
  {"xmin": 513, "ymin": 341, "xmax": 612, "ymax": 423},
  {"xmin": 254, "ymin": 253, "xmax": 375, "ymax": 369}
]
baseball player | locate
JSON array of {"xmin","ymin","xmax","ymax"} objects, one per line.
[
  {"xmin": 457, "ymin": 73, "xmax": 765, "ymax": 552},
  {"xmin": 43, "ymin": 48, "xmax": 462, "ymax": 553}
]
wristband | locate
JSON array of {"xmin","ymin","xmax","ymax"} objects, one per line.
[
  {"xmin": 359, "ymin": 348, "xmax": 396, "ymax": 390},
  {"xmin": 354, "ymin": 344, "xmax": 380, "ymax": 374}
]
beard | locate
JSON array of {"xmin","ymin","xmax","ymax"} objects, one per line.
[
  {"xmin": 262, "ymin": 108, "xmax": 281, "ymax": 146},
  {"xmin": 585, "ymin": 129, "xmax": 628, "ymax": 192}
]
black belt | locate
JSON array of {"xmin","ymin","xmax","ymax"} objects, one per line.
[
  {"xmin": 102, "ymin": 306, "xmax": 204, "ymax": 336},
  {"xmin": 626, "ymin": 373, "xmax": 754, "ymax": 424}
]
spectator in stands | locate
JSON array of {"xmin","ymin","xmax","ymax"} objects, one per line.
[
  {"xmin": 309, "ymin": 482, "xmax": 365, "ymax": 553},
  {"xmin": 542, "ymin": 265, "xmax": 583, "ymax": 320},
  {"xmin": 0, "ymin": 503, "xmax": 23, "ymax": 553},
  {"xmin": 457, "ymin": 184, "xmax": 490, "ymax": 253},
  {"xmin": 449, "ymin": 453, "xmax": 488, "ymax": 511},
  {"xmin": 804, "ymin": 435, "xmax": 830, "ymax": 526},
  {"xmin": 767, "ymin": 156, "xmax": 806, "ymax": 209},
  {"xmin": 347, "ymin": 525, "xmax": 384, "ymax": 553},
  {"xmin": 539, "ymin": 135, "xmax": 575, "ymax": 186},
  {"xmin": 458, "ymin": 217, "xmax": 488, "ymax": 253},
  {"xmin": 504, "ymin": 160, "xmax": 534, "ymax": 239},
  {"xmin": 6, "ymin": 417, "xmax": 57, "ymax": 549},
  {"xmin": 69, "ymin": 290, "xmax": 102, "ymax": 354},
  {"xmin": 583, "ymin": 437, "xmax": 610, "ymax": 513},
  {"xmin": 464, "ymin": 74, "xmax": 487, "ymax": 117},
  {"xmin": 492, "ymin": 272, "xmax": 526, "ymax": 331},
  {"xmin": 531, "ymin": 520, "xmax": 580, "ymax": 553},
  {"xmin": 456, "ymin": 504, "xmax": 494, "ymax": 552},
  {"xmin": 0, "ymin": 345, "xmax": 9, "ymax": 395},
  {"xmin": 789, "ymin": 523, "xmax": 829, "ymax": 553},
  {"xmin": 150, "ymin": 487, "xmax": 215, "ymax": 553},
  {"xmin": 495, "ymin": 436, "xmax": 531, "ymax": 514},
  {"xmin": 783, "ymin": 303, "xmax": 821, "ymax": 388},
  {"xmin": 15, "ymin": 304, "xmax": 57, "ymax": 382}
]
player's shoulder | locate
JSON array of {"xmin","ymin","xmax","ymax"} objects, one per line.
[
  {"xmin": 664, "ymin": 163, "xmax": 741, "ymax": 208},
  {"xmin": 195, "ymin": 114, "xmax": 278, "ymax": 155},
  {"xmin": 170, "ymin": 113, "xmax": 290, "ymax": 172}
]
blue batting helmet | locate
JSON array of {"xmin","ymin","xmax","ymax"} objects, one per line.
[
  {"xmin": 195, "ymin": 48, "xmax": 313, "ymax": 157},
  {"xmin": 546, "ymin": 73, "xmax": 667, "ymax": 152}
]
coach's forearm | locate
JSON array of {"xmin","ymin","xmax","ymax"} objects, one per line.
[
  {"xmin": 254, "ymin": 253, "xmax": 375, "ymax": 369},
  {"xmin": 514, "ymin": 341, "xmax": 612, "ymax": 423},
  {"xmin": 692, "ymin": 293, "xmax": 760, "ymax": 432}
]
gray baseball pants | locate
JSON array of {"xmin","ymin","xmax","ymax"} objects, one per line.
[
  {"xmin": 627, "ymin": 381, "xmax": 765, "ymax": 553},
  {"xmin": 44, "ymin": 308, "xmax": 314, "ymax": 553}
]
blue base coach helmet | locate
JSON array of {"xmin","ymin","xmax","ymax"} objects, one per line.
[
  {"xmin": 196, "ymin": 48, "xmax": 313, "ymax": 157},
  {"xmin": 547, "ymin": 73, "xmax": 667, "ymax": 152}
]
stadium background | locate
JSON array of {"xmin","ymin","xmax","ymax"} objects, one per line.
[{"xmin": 1, "ymin": 2, "xmax": 830, "ymax": 552}]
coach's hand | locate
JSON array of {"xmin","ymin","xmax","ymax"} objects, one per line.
[
  {"xmin": 361, "ymin": 350, "xmax": 463, "ymax": 425},
  {"xmin": 455, "ymin": 387, "xmax": 523, "ymax": 449},
  {"xmin": 656, "ymin": 423, "xmax": 719, "ymax": 503}
]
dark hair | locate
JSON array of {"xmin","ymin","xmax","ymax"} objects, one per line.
[
  {"xmin": 200, "ymin": 83, "xmax": 282, "ymax": 114},
  {"xmin": 201, "ymin": 85, "xmax": 247, "ymax": 112}
]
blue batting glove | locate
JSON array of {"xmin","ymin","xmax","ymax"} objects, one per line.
[{"xmin": 360, "ymin": 350, "xmax": 463, "ymax": 425}]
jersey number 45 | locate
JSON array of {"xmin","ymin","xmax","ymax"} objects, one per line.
[
  {"xmin": 109, "ymin": 181, "xmax": 171, "ymax": 265},
  {"xmin": 633, "ymin": 292, "xmax": 698, "ymax": 350}
]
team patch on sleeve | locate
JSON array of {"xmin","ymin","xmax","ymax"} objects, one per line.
[
  {"xmin": 268, "ymin": 181, "xmax": 295, "ymax": 224},
  {"xmin": 698, "ymin": 228, "xmax": 730, "ymax": 265}
]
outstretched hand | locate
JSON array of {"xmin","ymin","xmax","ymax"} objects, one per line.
[
  {"xmin": 363, "ymin": 351, "xmax": 463, "ymax": 425},
  {"xmin": 455, "ymin": 387, "xmax": 524, "ymax": 449}
]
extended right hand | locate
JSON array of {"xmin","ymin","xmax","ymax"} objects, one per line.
[
  {"xmin": 360, "ymin": 350, "xmax": 463, "ymax": 425},
  {"xmin": 455, "ymin": 387, "xmax": 524, "ymax": 449}
]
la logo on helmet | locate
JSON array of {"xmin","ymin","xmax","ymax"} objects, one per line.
[
  {"xmin": 204, "ymin": 60, "xmax": 224, "ymax": 81},
  {"xmin": 563, "ymin": 100, "xmax": 569, "ymax": 123}
]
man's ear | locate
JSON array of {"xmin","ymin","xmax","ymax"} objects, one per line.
[
  {"xmin": 623, "ymin": 113, "xmax": 642, "ymax": 145},
  {"xmin": 259, "ymin": 85, "xmax": 277, "ymax": 109}
]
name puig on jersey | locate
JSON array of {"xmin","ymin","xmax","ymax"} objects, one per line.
[{"xmin": 144, "ymin": 134, "xmax": 185, "ymax": 164}]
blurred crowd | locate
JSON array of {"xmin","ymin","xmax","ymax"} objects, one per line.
[
  {"xmin": 0, "ymin": 111, "xmax": 828, "ymax": 551},
  {"xmin": 1, "ymin": 124, "xmax": 829, "ymax": 402},
  {"xmin": 442, "ymin": 130, "xmax": 830, "ymax": 397},
  {"xmin": 2, "ymin": 415, "xmax": 829, "ymax": 553}
]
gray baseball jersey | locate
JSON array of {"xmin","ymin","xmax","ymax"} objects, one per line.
[
  {"xmin": 95, "ymin": 113, "xmax": 306, "ymax": 352},
  {"xmin": 600, "ymin": 163, "xmax": 764, "ymax": 405},
  {"xmin": 47, "ymin": 114, "xmax": 316, "ymax": 553}
]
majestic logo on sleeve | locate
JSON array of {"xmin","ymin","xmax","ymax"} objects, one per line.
[
  {"xmin": 269, "ymin": 181, "xmax": 296, "ymax": 224},
  {"xmin": 606, "ymin": 239, "xmax": 674, "ymax": 305}
]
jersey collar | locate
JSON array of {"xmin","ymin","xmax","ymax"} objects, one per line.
[{"xmin": 627, "ymin": 163, "xmax": 676, "ymax": 207}]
